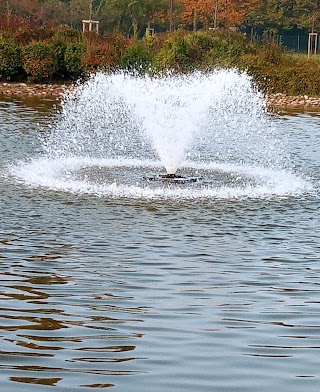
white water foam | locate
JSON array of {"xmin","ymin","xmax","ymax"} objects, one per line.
[
  {"xmin": 8, "ymin": 70, "xmax": 313, "ymax": 200},
  {"xmin": 10, "ymin": 156, "xmax": 311, "ymax": 200}
]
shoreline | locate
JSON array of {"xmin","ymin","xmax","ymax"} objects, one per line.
[
  {"xmin": 1, "ymin": 82, "xmax": 320, "ymax": 110},
  {"xmin": 0, "ymin": 82, "xmax": 68, "ymax": 101},
  {"xmin": 265, "ymin": 93, "xmax": 320, "ymax": 110}
]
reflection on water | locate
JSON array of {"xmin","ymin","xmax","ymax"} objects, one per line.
[
  {"xmin": 10, "ymin": 377, "xmax": 62, "ymax": 386},
  {"xmin": 0, "ymin": 97, "xmax": 320, "ymax": 392}
]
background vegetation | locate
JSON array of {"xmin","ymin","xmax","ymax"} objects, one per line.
[
  {"xmin": 1, "ymin": 1, "xmax": 320, "ymax": 35},
  {"xmin": 0, "ymin": 0, "xmax": 320, "ymax": 96}
]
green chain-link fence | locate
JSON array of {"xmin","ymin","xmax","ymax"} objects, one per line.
[
  {"xmin": 277, "ymin": 35, "xmax": 313, "ymax": 53},
  {"xmin": 253, "ymin": 34, "xmax": 319, "ymax": 54}
]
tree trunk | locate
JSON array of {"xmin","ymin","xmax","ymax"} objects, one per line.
[
  {"xmin": 213, "ymin": 0, "xmax": 218, "ymax": 28},
  {"xmin": 6, "ymin": 0, "xmax": 11, "ymax": 27},
  {"xmin": 132, "ymin": 18, "xmax": 138, "ymax": 39},
  {"xmin": 193, "ymin": 10, "xmax": 197, "ymax": 31}
]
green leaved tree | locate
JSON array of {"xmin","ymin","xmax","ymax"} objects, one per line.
[
  {"xmin": 100, "ymin": 0, "xmax": 168, "ymax": 38},
  {"xmin": 293, "ymin": 0, "xmax": 320, "ymax": 31},
  {"xmin": 248, "ymin": 0, "xmax": 294, "ymax": 33}
]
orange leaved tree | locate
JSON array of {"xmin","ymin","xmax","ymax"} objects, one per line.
[{"xmin": 178, "ymin": 0, "xmax": 260, "ymax": 30}]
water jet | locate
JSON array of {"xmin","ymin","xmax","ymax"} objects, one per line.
[{"xmin": 9, "ymin": 70, "xmax": 308, "ymax": 199}]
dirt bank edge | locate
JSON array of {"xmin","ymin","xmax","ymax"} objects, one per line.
[{"xmin": 1, "ymin": 82, "xmax": 320, "ymax": 109}]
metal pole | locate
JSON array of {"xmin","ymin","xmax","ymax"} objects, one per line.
[
  {"xmin": 213, "ymin": 0, "xmax": 218, "ymax": 28},
  {"xmin": 6, "ymin": 0, "xmax": 10, "ymax": 27},
  {"xmin": 170, "ymin": 0, "xmax": 173, "ymax": 31},
  {"xmin": 89, "ymin": 0, "xmax": 93, "ymax": 20}
]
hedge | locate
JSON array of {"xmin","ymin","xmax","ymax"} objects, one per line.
[
  {"xmin": 22, "ymin": 41, "xmax": 58, "ymax": 81},
  {"xmin": 0, "ymin": 27, "xmax": 319, "ymax": 96},
  {"xmin": 0, "ymin": 35, "xmax": 22, "ymax": 80}
]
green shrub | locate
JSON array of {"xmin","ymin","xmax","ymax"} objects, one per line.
[
  {"xmin": 240, "ymin": 53, "xmax": 320, "ymax": 96},
  {"xmin": 260, "ymin": 40, "xmax": 285, "ymax": 65},
  {"xmin": 53, "ymin": 26, "xmax": 80, "ymax": 42},
  {"xmin": 205, "ymin": 37, "xmax": 230, "ymax": 67},
  {"xmin": 202, "ymin": 31, "xmax": 253, "ymax": 68},
  {"xmin": 81, "ymin": 45, "xmax": 104, "ymax": 73},
  {"xmin": 50, "ymin": 38, "xmax": 68, "ymax": 79},
  {"xmin": 22, "ymin": 41, "xmax": 58, "ymax": 81},
  {"xmin": 155, "ymin": 32, "xmax": 189, "ymax": 71},
  {"xmin": 13, "ymin": 26, "xmax": 38, "ymax": 45},
  {"xmin": 183, "ymin": 32, "xmax": 212, "ymax": 64},
  {"xmin": 64, "ymin": 43, "xmax": 87, "ymax": 78},
  {"xmin": 50, "ymin": 27, "xmax": 82, "ymax": 79},
  {"xmin": 273, "ymin": 57, "xmax": 320, "ymax": 96},
  {"xmin": 155, "ymin": 30, "xmax": 254, "ymax": 72},
  {"xmin": 37, "ymin": 26, "xmax": 55, "ymax": 41},
  {"xmin": 102, "ymin": 32, "xmax": 131, "ymax": 68},
  {"xmin": 0, "ymin": 35, "xmax": 22, "ymax": 80},
  {"xmin": 120, "ymin": 40, "xmax": 153, "ymax": 73},
  {"xmin": 80, "ymin": 33, "xmax": 130, "ymax": 73}
]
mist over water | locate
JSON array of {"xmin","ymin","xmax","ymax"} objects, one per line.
[{"xmin": 12, "ymin": 70, "xmax": 311, "ymax": 198}]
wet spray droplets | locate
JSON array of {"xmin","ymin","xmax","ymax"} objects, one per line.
[{"xmin": 11, "ymin": 70, "xmax": 311, "ymax": 199}]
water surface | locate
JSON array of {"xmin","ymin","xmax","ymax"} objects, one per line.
[{"xmin": 1, "ymin": 88, "xmax": 320, "ymax": 391}]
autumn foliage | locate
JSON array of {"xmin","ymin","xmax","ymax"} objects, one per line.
[
  {"xmin": 1, "ymin": 0, "xmax": 318, "ymax": 35},
  {"xmin": 178, "ymin": 0, "xmax": 260, "ymax": 30}
]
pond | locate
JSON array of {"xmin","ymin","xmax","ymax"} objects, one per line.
[{"xmin": 1, "ymin": 72, "xmax": 320, "ymax": 392}]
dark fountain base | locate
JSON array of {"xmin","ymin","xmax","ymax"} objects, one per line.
[{"xmin": 144, "ymin": 174, "xmax": 202, "ymax": 184}]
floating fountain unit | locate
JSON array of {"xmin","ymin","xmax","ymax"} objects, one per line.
[{"xmin": 144, "ymin": 173, "xmax": 202, "ymax": 183}]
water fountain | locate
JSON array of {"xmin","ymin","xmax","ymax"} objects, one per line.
[
  {"xmin": 1, "ymin": 68, "xmax": 318, "ymax": 392},
  {"xmin": 10, "ymin": 70, "xmax": 309, "ymax": 199}
]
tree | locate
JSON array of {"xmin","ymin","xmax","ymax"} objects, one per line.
[
  {"xmin": 225, "ymin": 0, "xmax": 261, "ymax": 27},
  {"xmin": 42, "ymin": 0, "xmax": 70, "ymax": 26},
  {"xmin": 247, "ymin": 0, "xmax": 311, "ymax": 33},
  {"xmin": 3, "ymin": 0, "xmax": 69, "ymax": 26},
  {"xmin": 179, "ymin": 0, "xmax": 213, "ymax": 30},
  {"xmin": 100, "ymin": 0, "xmax": 167, "ymax": 37},
  {"xmin": 178, "ymin": 0, "xmax": 260, "ymax": 30},
  {"xmin": 69, "ymin": 0, "xmax": 92, "ymax": 29},
  {"xmin": 10, "ymin": 0, "xmax": 43, "ymax": 23},
  {"xmin": 293, "ymin": 0, "xmax": 320, "ymax": 31}
]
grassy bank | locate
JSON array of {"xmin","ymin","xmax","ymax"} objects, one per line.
[{"xmin": 1, "ymin": 28, "xmax": 320, "ymax": 97}]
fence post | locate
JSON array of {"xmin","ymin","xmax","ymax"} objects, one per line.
[{"xmin": 308, "ymin": 32, "xmax": 318, "ymax": 58}]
